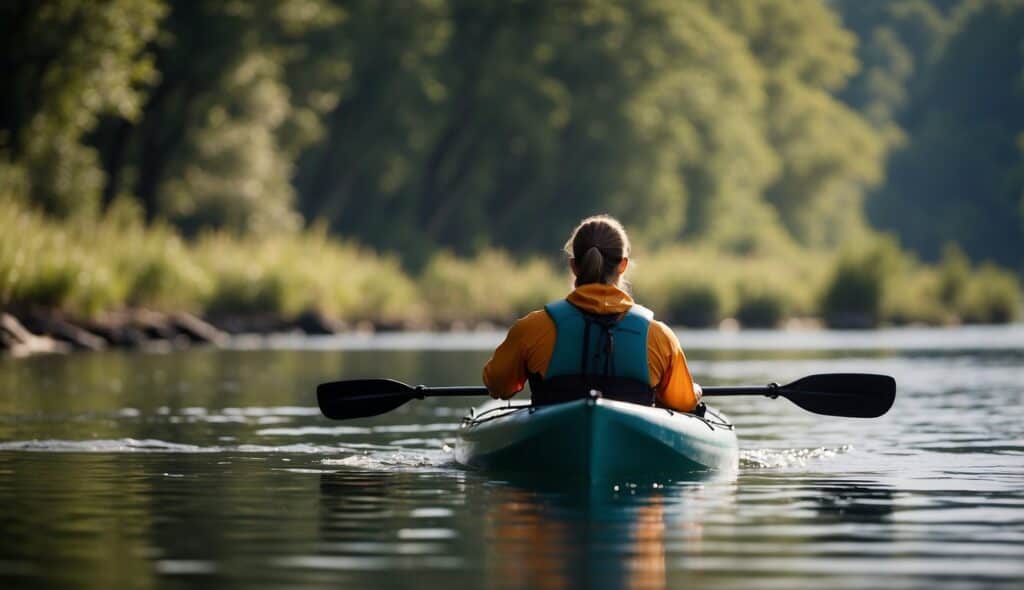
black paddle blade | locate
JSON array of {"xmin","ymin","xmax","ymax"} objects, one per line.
[
  {"xmin": 779, "ymin": 373, "xmax": 896, "ymax": 418},
  {"xmin": 317, "ymin": 379, "xmax": 419, "ymax": 420}
]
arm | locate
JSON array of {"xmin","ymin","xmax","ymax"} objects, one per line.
[
  {"xmin": 482, "ymin": 319, "xmax": 529, "ymax": 399},
  {"xmin": 482, "ymin": 310, "xmax": 556, "ymax": 399},
  {"xmin": 647, "ymin": 321, "xmax": 701, "ymax": 412}
]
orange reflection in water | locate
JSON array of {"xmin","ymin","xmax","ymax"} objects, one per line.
[{"xmin": 483, "ymin": 484, "xmax": 687, "ymax": 590}]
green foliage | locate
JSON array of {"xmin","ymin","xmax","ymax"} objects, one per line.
[
  {"xmin": 420, "ymin": 251, "xmax": 563, "ymax": 325},
  {"xmin": 661, "ymin": 282, "xmax": 724, "ymax": 328},
  {"xmin": 707, "ymin": 0, "xmax": 886, "ymax": 247},
  {"xmin": 855, "ymin": 0, "xmax": 1024, "ymax": 271},
  {"xmin": 882, "ymin": 268, "xmax": 951, "ymax": 325},
  {"xmin": 0, "ymin": 0, "xmax": 165, "ymax": 217},
  {"xmin": 836, "ymin": 0, "xmax": 952, "ymax": 128},
  {"xmin": 194, "ymin": 227, "xmax": 418, "ymax": 323},
  {"xmin": 2, "ymin": 0, "xmax": 1022, "ymax": 329},
  {"xmin": 958, "ymin": 264, "xmax": 1021, "ymax": 323},
  {"xmin": 820, "ymin": 238, "xmax": 906, "ymax": 328},
  {"xmin": 2, "ymin": 192, "xmax": 1019, "ymax": 326},
  {"xmin": 629, "ymin": 245, "xmax": 829, "ymax": 328},
  {"xmin": 736, "ymin": 287, "xmax": 789, "ymax": 328},
  {"xmin": 937, "ymin": 243, "xmax": 971, "ymax": 306},
  {"xmin": 1, "ymin": 195, "xmax": 132, "ymax": 316}
]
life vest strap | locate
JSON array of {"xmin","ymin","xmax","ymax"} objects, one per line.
[{"xmin": 543, "ymin": 298, "xmax": 652, "ymax": 385}]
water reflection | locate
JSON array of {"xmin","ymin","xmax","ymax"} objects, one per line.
[
  {"xmin": 474, "ymin": 474, "xmax": 733, "ymax": 590},
  {"xmin": 313, "ymin": 469, "xmax": 736, "ymax": 590}
]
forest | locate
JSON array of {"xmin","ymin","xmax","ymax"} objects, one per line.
[{"xmin": 1, "ymin": 0, "xmax": 1022, "ymax": 335}]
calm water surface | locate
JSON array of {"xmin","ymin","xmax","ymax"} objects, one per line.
[{"xmin": 1, "ymin": 326, "xmax": 1022, "ymax": 589}]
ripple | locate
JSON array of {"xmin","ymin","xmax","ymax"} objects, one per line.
[
  {"xmin": 0, "ymin": 438, "xmax": 211, "ymax": 453},
  {"xmin": 321, "ymin": 450, "xmax": 452, "ymax": 470},
  {"xmin": 154, "ymin": 560, "xmax": 217, "ymax": 575},
  {"xmin": 256, "ymin": 425, "xmax": 372, "ymax": 436},
  {"xmin": 741, "ymin": 446, "xmax": 852, "ymax": 469},
  {"xmin": 274, "ymin": 555, "xmax": 465, "ymax": 571},
  {"xmin": 0, "ymin": 438, "xmax": 349, "ymax": 455}
]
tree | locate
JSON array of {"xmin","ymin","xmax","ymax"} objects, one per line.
[
  {"xmin": 92, "ymin": 0, "xmax": 339, "ymax": 234},
  {"xmin": 0, "ymin": 0, "xmax": 164, "ymax": 216},
  {"xmin": 866, "ymin": 0, "xmax": 1024, "ymax": 271}
]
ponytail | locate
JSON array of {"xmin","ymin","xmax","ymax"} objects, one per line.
[
  {"xmin": 577, "ymin": 246, "xmax": 605, "ymax": 285},
  {"xmin": 564, "ymin": 215, "xmax": 631, "ymax": 287}
]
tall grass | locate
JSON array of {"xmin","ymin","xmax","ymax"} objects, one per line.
[
  {"xmin": 193, "ymin": 225, "xmax": 419, "ymax": 324},
  {"xmin": 420, "ymin": 250, "xmax": 564, "ymax": 325},
  {"xmin": 1, "ymin": 197, "xmax": 416, "ymax": 324},
  {"xmin": 630, "ymin": 246, "xmax": 828, "ymax": 327},
  {"xmin": 2, "ymin": 196, "xmax": 1020, "ymax": 328},
  {"xmin": 958, "ymin": 264, "xmax": 1021, "ymax": 324}
]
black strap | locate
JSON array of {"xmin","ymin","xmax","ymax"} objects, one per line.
[{"xmin": 580, "ymin": 312, "xmax": 620, "ymax": 378}]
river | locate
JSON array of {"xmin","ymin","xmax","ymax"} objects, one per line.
[{"xmin": 1, "ymin": 325, "xmax": 1022, "ymax": 589}]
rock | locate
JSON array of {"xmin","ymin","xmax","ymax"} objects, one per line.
[
  {"xmin": 1, "ymin": 313, "xmax": 69, "ymax": 357},
  {"xmin": 81, "ymin": 312, "xmax": 150, "ymax": 348},
  {"xmin": 168, "ymin": 312, "xmax": 228, "ymax": 345},
  {"xmin": 294, "ymin": 310, "xmax": 344, "ymax": 335},
  {"xmin": 205, "ymin": 313, "xmax": 290, "ymax": 335},
  {"xmin": 18, "ymin": 310, "xmax": 107, "ymax": 351},
  {"xmin": 131, "ymin": 309, "xmax": 180, "ymax": 342}
]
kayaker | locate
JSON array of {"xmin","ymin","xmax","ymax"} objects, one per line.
[{"xmin": 483, "ymin": 215, "xmax": 703, "ymax": 413}]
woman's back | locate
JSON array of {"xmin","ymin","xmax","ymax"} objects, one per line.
[{"xmin": 481, "ymin": 216, "xmax": 701, "ymax": 412}]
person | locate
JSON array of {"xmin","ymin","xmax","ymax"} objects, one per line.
[{"xmin": 482, "ymin": 215, "xmax": 702, "ymax": 412}]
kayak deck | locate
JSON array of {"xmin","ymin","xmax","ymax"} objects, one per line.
[{"xmin": 455, "ymin": 398, "xmax": 738, "ymax": 481}]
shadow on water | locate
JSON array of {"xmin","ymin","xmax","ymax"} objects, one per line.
[{"xmin": 806, "ymin": 480, "xmax": 896, "ymax": 524}]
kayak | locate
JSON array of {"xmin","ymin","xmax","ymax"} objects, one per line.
[{"xmin": 454, "ymin": 395, "xmax": 739, "ymax": 481}]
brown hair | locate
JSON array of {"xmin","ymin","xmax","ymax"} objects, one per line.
[{"xmin": 564, "ymin": 215, "xmax": 630, "ymax": 287}]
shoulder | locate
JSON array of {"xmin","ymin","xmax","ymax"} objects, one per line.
[
  {"xmin": 508, "ymin": 309, "xmax": 555, "ymax": 337},
  {"xmin": 646, "ymin": 319, "xmax": 682, "ymax": 350}
]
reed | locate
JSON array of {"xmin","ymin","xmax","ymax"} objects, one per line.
[{"xmin": 1, "ymin": 196, "xmax": 1019, "ymax": 328}]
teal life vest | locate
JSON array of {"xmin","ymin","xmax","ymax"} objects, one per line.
[{"xmin": 529, "ymin": 298, "xmax": 655, "ymax": 406}]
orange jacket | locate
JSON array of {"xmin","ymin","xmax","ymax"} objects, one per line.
[{"xmin": 482, "ymin": 284, "xmax": 701, "ymax": 411}]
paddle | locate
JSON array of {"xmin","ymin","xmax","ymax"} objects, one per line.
[
  {"xmin": 317, "ymin": 373, "xmax": 895, "ymax": 420},
  {"xmin": 701, "ymin": 373, "xmax": 895, "ymax": 418}
]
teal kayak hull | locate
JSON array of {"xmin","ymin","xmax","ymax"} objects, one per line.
[{"xmin": 454, "ymin": 398, "xmax": 738, "ymax": 481}]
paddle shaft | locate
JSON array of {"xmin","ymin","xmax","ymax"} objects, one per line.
[
  {"xmin": 317, "ymin": 373, "xmax": 895, "ymax": 419},
  {"xmin": 392, "ymin": 385, "xmax": 781, "ymax": 397},
  {"xmin": 702, "ymin": 385, "xmax": 778, "ymax": 396},
  {"xmin": 411, "ymin": 386, "xmax": 487, "ymax": 397}
]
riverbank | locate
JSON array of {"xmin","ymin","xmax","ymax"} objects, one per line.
[
  {"xmin": 6, "ymin": 304, "xmax": 1023, "ymax": 359},
  {"xmin": 2, "ymin": 196, "xmax": 1021, "ymax": 352},
  {"xmin": 0, "ymin": 309, "xmax": 227, "ymax": 357}
]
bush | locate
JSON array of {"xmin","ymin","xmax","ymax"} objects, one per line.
[
  {"xmin": 420, "ymin": 250, "xmax": 562, "ymax": 324},
  {"xmin": 735, "ymin": 287, "xmax": 788, "ymax": 328},
  {"xmin": 203, "ymin": 265, "xmax": 289, "ymax": 316},
  {"xmin": 100, "ymin": 201, "xmax": 211, "ymax": 310},
  {"xmin": 3, "ymin": 192, "xmax": 1019, "ymax": 329},
  {"xmin": 821, "ymin": 238, "xmax": 904, "ymax": 328},
  {"xmin": 194, "ymin": 227, "xmax": 418, "ymax": 323},
  {"xmin": 959, "ymin": 265, "xmax": 1021, "ymax": 324},
  {"xmin": 0, "ymin": 197, "xmax": 123, "ymax": 316},
  {"xmin": 937, "ymin": 243, "xmax": 970, "ymax": 307},
  {"xmin": 882, "ymin": 269, "xmax": 950, "ymax": 325},
  {"xmin": 661, "ymin": 281, "xmax": 723, "ymax": 327}
]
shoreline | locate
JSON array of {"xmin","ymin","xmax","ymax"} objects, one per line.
[{"xmin": 4, "ymin": 309, "xmax": 1021, "ymax": 358}]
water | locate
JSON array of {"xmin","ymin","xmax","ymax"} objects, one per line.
[{"xmin": 1, "ymin": 326, "xmax": 1022, "ymax": 589}]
